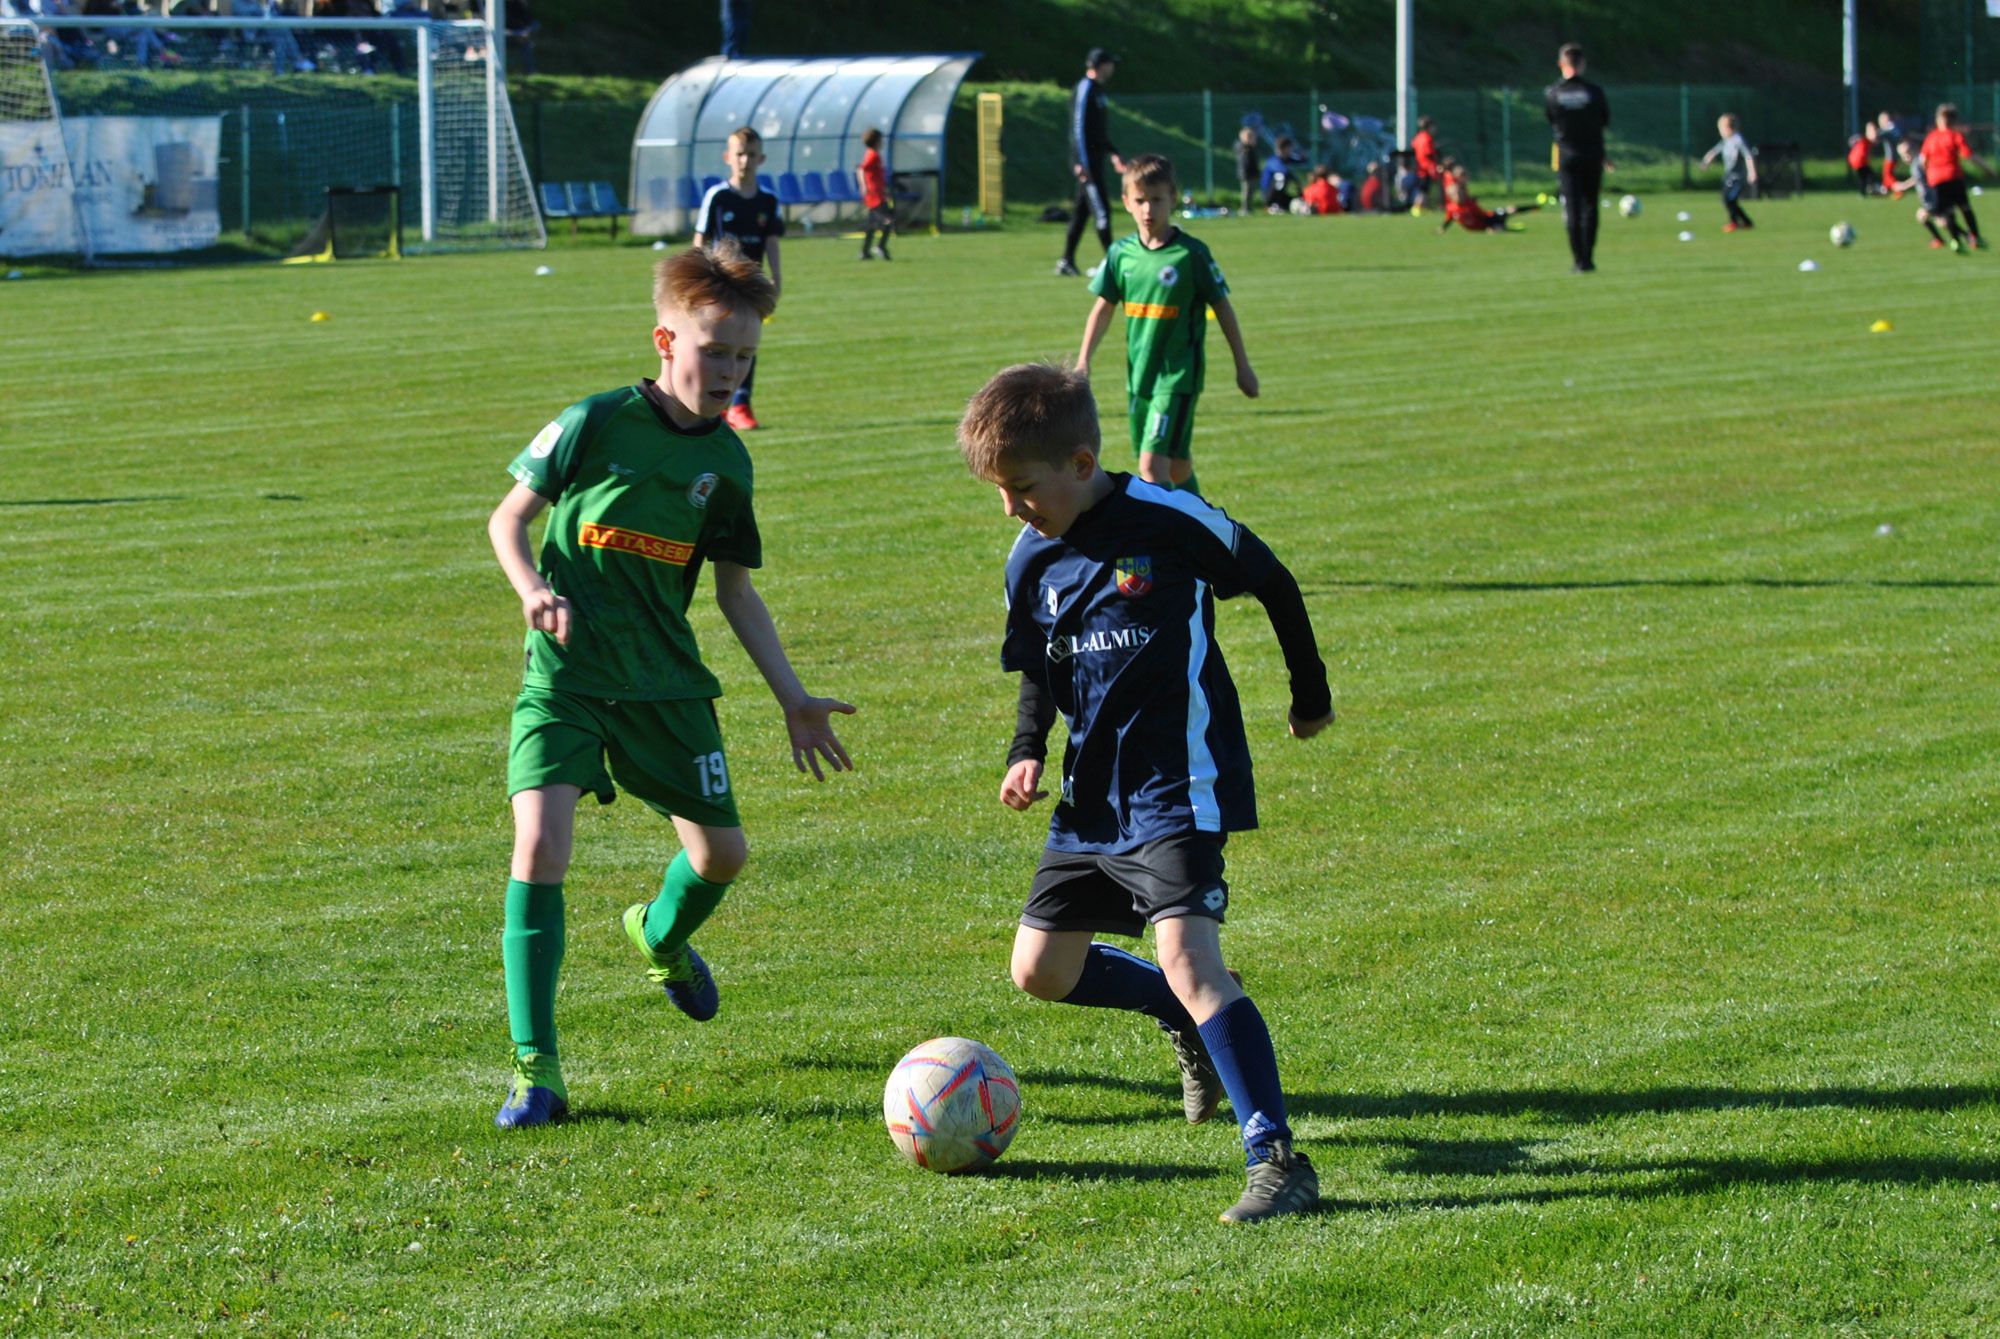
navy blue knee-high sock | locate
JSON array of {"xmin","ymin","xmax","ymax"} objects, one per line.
[
  {"xmin": 1058, "ymin": 943, "xmax": 1196, "ymax": 1033},
  {"xmin": 1197, "ymin": 996, "xmax": 1293, "ymax": 1163}
]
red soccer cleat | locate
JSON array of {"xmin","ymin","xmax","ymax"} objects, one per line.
[
  {"xmin": 1721, "ymin": 222, "xmax": 1739, "ymax": 233},
  {"xmin": 724, "ymin": 403, "xmax": 759, "ymax": 431},
  {"xmin": 1931, "ymin": 238, "xmax": 1947, "ymax": 249}
]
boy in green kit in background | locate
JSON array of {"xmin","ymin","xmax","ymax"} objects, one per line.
[
  {"xmin": 1076, "ymin": 154, "xmax": 1259, "ymax": 498},
  {"xmin": 487, "ymin": 244, "xmax": 856, "ymax": 1129}
]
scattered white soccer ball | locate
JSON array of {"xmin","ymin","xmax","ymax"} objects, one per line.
[
  {"xmin": 1618, "ymin": 194, "xmax": 1641, "ymax": 218},
  {"xmin": 652, "ymin": 240, "xmax": 667, "ymax": 251},
  {"xmin": 1798, "ymin": 259, "xmax": 1819, "ymax": 272},
  {"xmin": 1678, "ymin": 230, "xmax": 1695, "ymax": 242},
  {"xmin": 533, "ymin": 264, "xmax": 553, "ymax": 276},
  {"xmin": 3, "ymin": 269, "xmax": 21, "ymax": 280},
  {"xmin": 1974, "ymin": 185, "xmax": 1985, "ymax": 197},
  {"xmin": 1288, "ymin": 197, "xmax": 1313, "ymax": 216},
  {"xmin": 1676, "ymin": 210, "xmax": 1692, "ymax": 222},
  {"xmin": 884, "ymin": 1036, "xmax": 1020, "ymax": 1174},
  {"xmin": 1876, "ymin": 522, "xmax": 1895, "ymax": 536},
  {"xmin": 1829, "ymin": 222, "xmax": 1856, "ymax": 247}
]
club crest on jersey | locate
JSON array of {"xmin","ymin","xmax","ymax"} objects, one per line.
[
  {"xmin": 688, "ymin": 472, "xmax": 719, "ymax": 509},
  {"xmin": 1158, "ymin": 263, "xmax": 1178, "ymax": 286},
  {"xmin": 1115, "ymin": 556, "xmax": 1154, "ymax": 597},
  {"xmin": 527, "ymin": 420, "xmax": 562, "ymax": 459}
]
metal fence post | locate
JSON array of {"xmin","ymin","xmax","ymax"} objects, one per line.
[
  {"xmin": 1680, "ymin": 83, "xmax": 1691, "ymax": 188},
  {"xmin": 1502, "ymin": 88, "xmax": 1512, "ymax": 191},
  {"xmin": 390, "ymin": 102, "xmax": 401, "ymax": 190},
  {"xmin": 239, "ymin": 104, "xmax": 251, "ymax": 236},
  {"xmin": 1308, "ymin": 87, "xmax": 1319, "ymax": 164},
  {"xmin": 1202, "ymin": 88, "xmax": 1213, "ymax": 198}
]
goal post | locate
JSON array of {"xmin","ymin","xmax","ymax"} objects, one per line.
[{"xmin": 0, "ymin": 14, "xmax": 542, "ymax": 262}]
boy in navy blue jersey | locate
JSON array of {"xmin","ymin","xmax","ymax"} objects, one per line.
[
  {"xmin": 693, "ymin": 126, "xmax": 784, "ymax": 430},
  {"xmin": 957, "ymin": 361, "xmax": 1334, "ymax": 1223}
]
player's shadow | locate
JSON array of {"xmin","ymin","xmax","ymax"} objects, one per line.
[
  {"xmin": 0, "ymin": 494, "xmax": 184, "ymax": 507},
  {"xmin": 564, "ymin": 1105, "xmax": 653, "ymax": 1126},
  {"xmin": 1303, "ymin": 577, "xmax": 1999, "ymax": 593},
  {"xmin": 1286, "ymin": 1083, "xmax": 2000, "ymax": 1124},
  {"xmin": 989, "ymin": 1157, "xmax": 1223, "ymax": 1184},
  {"xmin": 1319, "ymin": 1141, "xmax": 2000, "ymax": 1214}
]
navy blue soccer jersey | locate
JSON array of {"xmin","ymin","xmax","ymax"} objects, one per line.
[
  {"xmin": 1001, "ymin": 475, "xmax": 1284, "ymax": 853},
  {"xmin": 693, "ymin": 183, "xmax": 784, "ymax": 265}
]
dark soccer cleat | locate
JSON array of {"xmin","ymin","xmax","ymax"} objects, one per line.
[
  {"xmin": 494, "ymin": 1053, "xmax": 568, "ymax": 1130},
  {"xmin": 1053, "ymin": 259, "xmax": 1081, "ymax": 276},
  {"xmin": 1162, "ymin": 1020, "xmax": 1224, "ymax": 1124},
  {"xmin": 623, "ymin": 904, "xmax": 721, "ymax": 1021},
  {"xmin": 1219, "ymin": 1142, "xmax": 1320, "ymax": 1224}
]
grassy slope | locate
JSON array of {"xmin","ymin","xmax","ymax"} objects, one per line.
[
  {"xmin": 2, "ymin": 197, "xmax": 1998, "ymax": 1334},
  {"xmin": 524, "ymin": 0, "xmax": 1921, "ymax": 92}
]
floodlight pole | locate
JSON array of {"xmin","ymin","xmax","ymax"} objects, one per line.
[
  {"xmin": 1395, "ymin": 0, "xmax": 1413, "ymax": 148},
  {"xmin": 487, "ymin": 0, "xmax": 505, "ymax": 225},
  {"xmin": 1843, "ymin": 0, "xmax": 1859, "ymax": 142}
]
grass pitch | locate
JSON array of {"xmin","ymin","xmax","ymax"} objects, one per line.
[{"xmin": 3, "ymin": 194, "xmax": 1998, "ymax": 1336}]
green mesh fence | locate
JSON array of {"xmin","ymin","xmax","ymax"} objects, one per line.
[{"xmin": 955, "ymin": 78, "xmax": 1999, "ymax": 208}]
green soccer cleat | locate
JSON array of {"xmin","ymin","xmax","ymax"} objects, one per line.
[
  {"xmin": 494, "ymin": 1052, "xmax": 568, "ymax": 1129},
  {"xmin": 1219, "ymin": 1142, "xmax": 1320, "ymax": 1224},
  {"xmin": 622, "ymin": 903, "xmax": 720, "ymax": 1021}
]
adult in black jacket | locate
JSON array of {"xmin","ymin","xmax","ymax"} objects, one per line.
[
  {"xmin": 1544, "ymin": 43, "xmax": 1613, "ymax": 272},
  {"xmin": 1057, "ymin": 47, "xmax": 1127, "ymax": 277}
]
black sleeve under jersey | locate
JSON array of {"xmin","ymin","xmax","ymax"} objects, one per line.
[
  {"xmin": 1008, "ymin": 674, "xmax": 1058, "ymax": 767},
  {"xmin": 1250, "ymin": 559, "xmax": 1333, "ymax": 723}
]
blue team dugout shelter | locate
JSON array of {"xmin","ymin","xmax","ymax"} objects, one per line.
[{"xmin": 630, "ymin": 53, "xmax": 980, "ymax": 237}]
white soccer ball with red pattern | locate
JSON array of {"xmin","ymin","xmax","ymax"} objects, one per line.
[{"xmin": 883, "ymin": 1036, "xmax": 1020, "ymax": 1173}]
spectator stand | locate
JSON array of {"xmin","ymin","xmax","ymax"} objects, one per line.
[{"xmin": 628, "ymin": 52, "xmax": 979, "ymax": 238}]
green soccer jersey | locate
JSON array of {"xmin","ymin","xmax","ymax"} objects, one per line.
[
  {"xmin": 506, "ymin": 380, "xmax": 760, "ymax": 701},
  {"xmin": 1088, "ymin": 228, "xmax": 1230, "ymax": 397}
]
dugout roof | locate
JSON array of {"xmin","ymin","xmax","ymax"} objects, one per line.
[{"xmin": 630, "ymin": 52, "xmax": 979, "ymax": 235}]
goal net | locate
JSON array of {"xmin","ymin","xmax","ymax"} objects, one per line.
[{"xmin": 0, "ymin": 16, "xmax": 542, "ymax": 263}]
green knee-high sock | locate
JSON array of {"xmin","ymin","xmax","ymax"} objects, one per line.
[
  {"xmin": 641, "ymin": 850, "xmax": 731, "ymax": 953},
  {"xmin": 503, "ymin": 879, "xmax": 564, "ymax": 1066}
]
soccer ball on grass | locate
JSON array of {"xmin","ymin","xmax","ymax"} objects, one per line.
[
  {"xmin": 1617, "ymin": 194, "xmax": 1642, "ymax": 218},
  {"xmin": 884, "ymin": 1036, "xmax": 1020, "ymax": 1173},
  {"xmin": 1830, "ymin": 221, "xmax": 1856, "ymax": 247}
]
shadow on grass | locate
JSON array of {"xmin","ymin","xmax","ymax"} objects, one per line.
[
  {"xmin": 564, "ymin": 1105, "xmax": 653, "ymax": 1126},
  {"xmin": 1324, "ymin": 1146, "xmax": 2000, "ymax": 1214},
  {"xmin": 1289, "ymin": 1084, "xmax": 2000, "ymax": 1123},
  {"xmin": 988, "ymin": 1157, "xmax": 1224, "ymax": 1184},
  {"xmin": 0, "ymin": 495, "xmax": 184, "ymax": 507},
  {"xmin": 1306, "ymin": 577, "xmax": 1999, "ymax": 593}
]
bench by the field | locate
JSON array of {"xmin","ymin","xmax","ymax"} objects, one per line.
[{"xmin": 538, "ymin": 180, "xmax": 630, "ymax": 238}]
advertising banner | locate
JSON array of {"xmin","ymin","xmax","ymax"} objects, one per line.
[{"xmin": 0, "ymin": 115, "xmax": 221, "ymax": 256}]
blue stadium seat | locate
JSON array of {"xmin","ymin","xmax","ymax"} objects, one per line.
[
  {"xmin": 586, "ymin": 181, "xmax": 628, "ymax": 238},
  {"xmin": 825, "ymin": 169, "xmax": 861, "ymax": 205},
  {"xmin": 677, "ymin": 177, "xmax": 702, "ymax": 211},
  {"xmin": 700, "ymin": 175, "xmax": 723, "ymax": 195},
  {"xmin": 799, "ymin": 171, "xmax": 828, "ymax": 204},
  {"xmin": 539, "ymin": 181, "xmax": 577, "ymax": 236},
  {"xmin": 776, "ymin": 172, "xmax": 812, "ymax": 207},
  {"xmin": 757, "ymin": 172, "xmax": 778, "ymax": 197}
]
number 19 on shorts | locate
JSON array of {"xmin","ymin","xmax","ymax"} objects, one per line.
[{"xmin": 695, "ymin": 750, "xmax": 730, "ymax": 797}]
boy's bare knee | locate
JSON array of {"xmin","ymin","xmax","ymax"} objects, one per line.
[
  {"xmin": 1011, "ymin": 960, "xmax": 1076, "ymax": 1001},
  {"xmin": 689, "ymin": 829, "xmax": 748, "ymax": 884}
]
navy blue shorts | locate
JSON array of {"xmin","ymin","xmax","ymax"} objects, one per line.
[{"xmin": 1021, "ymin": 832, "xmax": 1229, "ymax": 937}]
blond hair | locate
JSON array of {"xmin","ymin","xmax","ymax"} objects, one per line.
[
  {"xmin": 1122, "ymin": 153, "xmax": 1177, "ymax": 193},
  {"xmin": 652, "ymin": 241, "xmax": 777, "ymax": 322},
  {"xmin": 957, "ymin": 363, "xmax": 1100, "ymax": 477}
]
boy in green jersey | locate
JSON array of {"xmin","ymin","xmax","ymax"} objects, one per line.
[
  {"xmin": 487, "ymin": 244, "xmax": 856, "ymax": 1129},
  {"xmin": 1077, "ymin": 154, "xmax": 1259, "ymax": 498}
]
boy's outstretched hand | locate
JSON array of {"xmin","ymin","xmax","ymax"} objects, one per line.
[
  {"xmin": 1287, "ymin": 707, "xmax": 1334, "ymax": 739},
  {"xmin": 1236, "ymin": 364, "xmax": 1260, "ymax": 398},
  {"xmin": 785, "ymin": 696, "xmax": 857, "ymax": 780},
  {"xmin": 1000, "ymin": 759, "xmax": 1048, "ymax": 810}
]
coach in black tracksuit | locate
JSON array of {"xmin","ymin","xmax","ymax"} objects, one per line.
[
  {"xmin": 1058, "ymin": 47, "xmax": 1126, "ymax": 277},
  {"xmin": 1544, "ymin": 42, "xmax": 1612, "ymax": 273}
]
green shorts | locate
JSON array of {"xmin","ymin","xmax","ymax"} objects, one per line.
[
  {"xmin": 507, "ymin": 685, "xmax": 741, "ymax": 828},
  {"xmin": 1128, "ymin": 391, "xmax": 1196, "ymax": 461}
]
